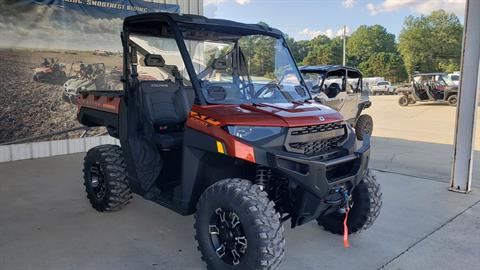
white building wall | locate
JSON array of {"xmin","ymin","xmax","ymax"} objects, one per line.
[{"xmin": 0, "ymin": 0, "xmax": 203, "ymax": 163}]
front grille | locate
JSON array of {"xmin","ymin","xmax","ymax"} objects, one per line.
[
  {"xmin": 289, "ymin": 137, "xmax": 344, "ymax": 155},
  {"xmin": 285, "ymin": 121, "xmax": 346, "ymax": 155},
  {"xmin": 290, "ymin": 122, "xmax": 344, "ymax": 135}
]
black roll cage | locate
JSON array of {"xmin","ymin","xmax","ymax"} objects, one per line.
[{"xmin": 120, "ymin": 12, "xmax": 310, "ymax": 105}]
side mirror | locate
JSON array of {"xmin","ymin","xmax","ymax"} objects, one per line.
[{"xmin": 144, "ymin": 54, "xmax": 165, "ymax": 67}]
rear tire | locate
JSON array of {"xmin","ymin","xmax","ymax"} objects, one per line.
[
  {"xmin": 398, "ymin": 96, "xmax": 409, "ymax": 106},
  {"xmin": 83, "ymin": 145, "xmax": 132, "ymax": 212},
  {"xmin": 317, "ymin": 169, "xmax": 382, "ymax": 235},
  {"xmin": 355, "ymin": 114, "xmax": 373, "ymax": 141},
  {"xmin": 408, "ymin": 96, "xmax": 416, "ymax": 104},
  {"xmin": 195, "ymin": 178, "xmax": 285, "ymax": 270},
  {"xmin": 447, "ymin": 95, "xmax": 458, "ymax": 106}
]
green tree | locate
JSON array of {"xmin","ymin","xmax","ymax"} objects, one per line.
[
  {"xmin": 359, "ymin": 52, "xmax": 408, "ymax": 82},
  {"xmin": 302, "ymin": 35, "xmax": 342, "ymax": 65},
  {"xmin": 239, "ymin": 34, "xmax": 275, "ymax": 76},
  {"xmin": 286, "ymin": 36, "xmax": 310, "ymax": 65},
  {"xmin": 398, "ymin": 10, "xmax": 463, "ymax": 75},
  {"xmin": 347, "ymin": 25, "xmax": 396, "ymax": 66}
]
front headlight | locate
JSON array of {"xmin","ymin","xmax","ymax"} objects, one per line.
[{"xmin": 226, "ymin": 126, "xmax": 282, "ymax": 142}]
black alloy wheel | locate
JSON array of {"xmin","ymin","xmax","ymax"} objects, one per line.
[
  {"xmin": 195, "ymin": 178, "xmax": 285, "ymax": 270},
  {"xmin": 209, "ymin": 208, "xmax": 248, "ymax": 266},
  {"xmin": 89, "ymin": 161, "xmax": 106, "ymax": 201}
]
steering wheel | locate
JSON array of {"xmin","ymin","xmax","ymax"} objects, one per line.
[{"xmin": 254, "ymin": 82, "xmax": 280, "ymax": 99}]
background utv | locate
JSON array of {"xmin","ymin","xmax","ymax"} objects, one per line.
[{"xmin": 77, "ymin": 13, "xmax": 382, "ymax": 270}]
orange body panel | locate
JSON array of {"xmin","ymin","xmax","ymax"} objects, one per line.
[
  {"xmin": 77, "ymin": 94, "xmax": 121, "ymax": 114},
  {"xmin": 187, "ymin": 102, "xmax": 343, "ymax": 163}
]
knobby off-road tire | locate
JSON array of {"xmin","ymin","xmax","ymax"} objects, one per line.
[
  {"xmin": 83, "ymin": 145, "xmax": 132, "ymax": 212},
  {"xmin": 317, "ymin": 169, "xmax": 382, "ymax": 235},
  {"xmin": 355, "ymin": 114, "xmax": 373, "ymax": 141},
  {"xmin": 195, "ymin": 178, "xmax": 285, "ymax": 270},
  {"xmin": 398, "ymin": 96, "xmax": 409, "ymax": 106}
]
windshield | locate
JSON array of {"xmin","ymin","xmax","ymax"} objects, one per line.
[
  {"xmin": 185, "ymin": 33, "xmax": 309, "ymax": 104},
  {"xmin": 439, "ymin": 75, "xmax": 454, "ymax": 86},
  {"xmin": 129, "ymin": 34, "xmax": 191, "ymax": 84},
  {"xmin": 301, "ymin": 70, "xmax": 362, "ymax": 94}
]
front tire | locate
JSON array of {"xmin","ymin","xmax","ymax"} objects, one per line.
[
  {"xmin": 195, "ymin": 179, "xmax": 285, "ymax": 270},
  {"xmin": 447, "ymin": 94, "xmax": 458, "ymax": 106},
  {"xmin": 83, "ymin": 145, "xmax": 132, "ymax": 212},
  {"xmin": 355, "ymin": 114, "xmax": 373, "ymax": 141},
  {"xmin": 317, "ymin": 169, "xmax": 382, "ymax": 235}
]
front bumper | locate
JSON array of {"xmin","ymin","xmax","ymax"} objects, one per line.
[
  {"xmin": 259, "ymin": 135, "xmax": 371, "ymax": 226},
  {"xmin": 62, "ymin": 92, "xmax": 78, "ymax": 104}
]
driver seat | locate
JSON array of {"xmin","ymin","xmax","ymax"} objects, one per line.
[
  {"xmin": 324, "ymin": 83, "xmax": 341, "ymax": 98},
  {"xmin": 139, "ymin": 80, "xmax": 194, "ymax": 148}
]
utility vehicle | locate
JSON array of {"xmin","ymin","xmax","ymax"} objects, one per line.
[
  {"xmin": 398, "ymin": 72, "xmax": 459, "ymax": 106},
  {"xmin": 300, "ymin": 65, "xmax": 373, "ymax": 140},
  {"xmin": 63, "ymin": 63, "xmax": 107, "ymax": 104},
  {"xmin": 78, "ymin": 13, "xmax": 382, "ymax": 270},
  {"xmin": 33, "ymin": 59, "xmax": 67, "ymax": 85}
]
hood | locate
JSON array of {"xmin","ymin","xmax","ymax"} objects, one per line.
[
  {"xmin": 64, "ymin": 78, "xmax": 92, "ymax": 92},
  {"xmin": 34, "ymin": 67, "xmax": 51, "ymax": 73},
  {"xmin": 193, "ymin": 102, "xmax": 343, "ymax": 127}
]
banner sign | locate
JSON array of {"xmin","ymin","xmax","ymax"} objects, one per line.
[
  {"xmin": 24, "ymin": 0, "xmax": 180, "ymax": 19},
  {"xmin": 0, "ymin": 0, "xmax": 179, "ymax": 144}
]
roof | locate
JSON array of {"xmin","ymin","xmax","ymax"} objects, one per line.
[
  {"xmin": 299, "ymin": 65, "xmax": 362, "ymax": 74},
  {"xmin": 124, "ymin": 12, "xmax": 284, "ymax": 38},
  {"xmin": 299, "ymin": 65, "xmax": 362, "ymax": 78}
]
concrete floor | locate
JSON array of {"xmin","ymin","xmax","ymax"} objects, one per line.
[{"xmin": 1, "ymin": 153, "xmax": 479, "ymax": 270}]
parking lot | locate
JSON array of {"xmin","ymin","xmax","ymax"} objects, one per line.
[
  {"xmin": 369, "ymin": 95, "xmax": 480, "ymax": 184},
  {"xmin": 1, "ymin": 95, "xmax": 480, "ymax": 270}
]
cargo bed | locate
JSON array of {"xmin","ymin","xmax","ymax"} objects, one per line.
[{"xmin": 77, "ymin": 90, "xmax": 123, "ymax": 137}]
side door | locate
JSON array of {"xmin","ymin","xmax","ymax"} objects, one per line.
[
  {"xmin": 337, "ymin": 70, "xmax": 359, "ymax": 121},
  {"xmin": 339, "ymin": 89, "xmax": 359, "ymax": 121}
]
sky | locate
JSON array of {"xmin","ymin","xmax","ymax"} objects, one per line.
[{"xmin": 204, "ymin": 0, "xmax": 466, "ymax": 40}]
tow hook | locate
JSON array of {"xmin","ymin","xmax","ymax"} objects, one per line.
[{"xmin": 324, "ymin": 187, "xmax": 351, "ymax": 208}]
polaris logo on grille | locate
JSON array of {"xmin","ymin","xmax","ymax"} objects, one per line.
[{"xmin": 318, "ymin": 116, "xmax": 326, "ymax": 121}]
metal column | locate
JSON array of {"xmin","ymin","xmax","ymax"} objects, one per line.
[{"xmin": 450, "ymin": 0, "xmax": 480, "ymax": 193}]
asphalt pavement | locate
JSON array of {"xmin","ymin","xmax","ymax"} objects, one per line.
[{"xmin": 368, "ymin": 95, "xmax": 480, "ymax": 185}]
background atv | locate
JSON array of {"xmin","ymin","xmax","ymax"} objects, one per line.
[
  {"xmin": 32, "ymin": 59, "xmax": 67, "ymax": 85},
  {"xmin": 398, "ymin": 72, "xmax": 459, "ymax": 106},
  {"xmin": 300, "ymin": 65, "xmax": 373, "ymax": 140},
  {"xmin": 63, "ymin": 63, "xmax": 108, "ymax": 104},
  {"xmin": 77, "ymin": 13, "xmax": 382, "ymax": 270}
]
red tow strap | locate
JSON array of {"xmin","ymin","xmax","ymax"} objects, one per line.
[{"xmin": 343, "ymin": 208, "xmax": 350, "ymax": 248}]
